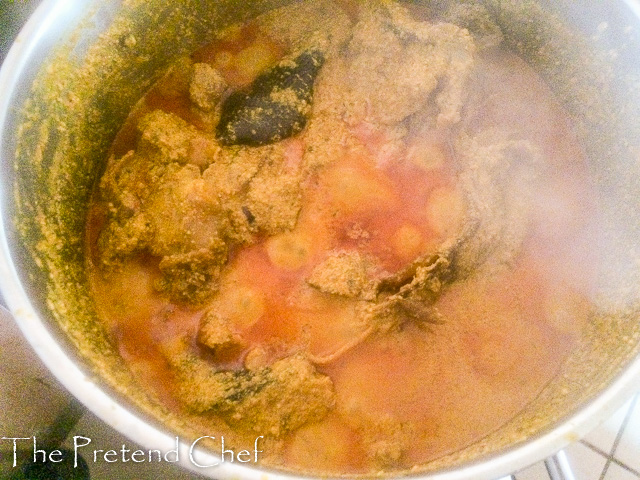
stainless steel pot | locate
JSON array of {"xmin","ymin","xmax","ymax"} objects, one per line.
[{"xmin": 2, "ymin": 1, "xmax": 640, "ymax": 478}]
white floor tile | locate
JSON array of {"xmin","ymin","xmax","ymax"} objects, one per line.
[
  {"xmin": 563, "ymin": 441, "xmax": 608, "ymax": 480},
  {"xmin": 613, "ymin": 397, "xmax": 640, "ymax": 473},
  {"xmin": 603, "ymin": 462, "xmax": 640, "ymax": 480},
  {"xmin": 515, "ymin": 460, "xmax": 550, "ymax": 480},
  {"xmin": 583, "ymin": 396, "xmax": 635, "ymax": 455}
]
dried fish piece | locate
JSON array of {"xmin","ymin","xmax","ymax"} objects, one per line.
[{"xmin": 216, "ymin": 50, "xmax": 325, "ymax": 146}]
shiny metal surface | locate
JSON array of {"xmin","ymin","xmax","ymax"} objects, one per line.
[
  {"xmin": 0, "ymin": 1, "xmax": 640, "ymax": 479},
  {"xmin": 545, "ymin": 452, "xmax": 576, "ymax": 480},
  {"xmin": 0, "ymin": 1, "xmax": 222, "ymax": 478}
]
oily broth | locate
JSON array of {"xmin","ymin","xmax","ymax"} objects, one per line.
[{"xmin": 86, "ymin": 1, "xmax": 596, "ymax": 474}]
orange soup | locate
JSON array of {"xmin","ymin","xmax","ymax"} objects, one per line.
[{"xmin": 86, "ymin": 0, "xmax": 598, "ymax": 474}]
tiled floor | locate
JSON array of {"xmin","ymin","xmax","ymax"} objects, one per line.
[{"xmin": 513, "ymin": 393, "xmax": 640, "ymax": 480}]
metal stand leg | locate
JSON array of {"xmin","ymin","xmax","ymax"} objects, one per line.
[{"xmin": 545, "ymin": 451, "xmax": 576, "ymax": 480}]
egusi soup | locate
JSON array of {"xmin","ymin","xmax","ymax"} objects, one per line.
[{"xmin": 86, "ymin": 0, "xmax": 598, "ymax": 474}]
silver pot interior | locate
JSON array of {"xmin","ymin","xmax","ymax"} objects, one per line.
[{"xmin": 3, "ymin": 0, "xmax": 640, "ymax": 477}]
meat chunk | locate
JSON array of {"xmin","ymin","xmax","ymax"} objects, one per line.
[
  {"xmin": 197, "ymin": 308, "xmax": 247, "ymax": 355},
  {"xmin": 364, "ymin": 250, "xmax": 453, "ymax": 331},
  {"xmin": 156, "ymin": 248, "xmax": 226, "ymax": 304},
  {"xmin": 97, "ymin": 209, "xmax": 151, "ymax": 267},
  {"xmin": 333, "ymin": 3, "xmax": 475, "ymax": 127},
  {"xmin": 244, "ymin": 167, "xmax": 302, "ymax": 235},
  {"xmin": 223, "ymin": 355, "xmax": 336, "ymax": 436},
  {"xmin": 382, "ymin": 3, "xmax": 477, "ymax": 126},
  {"xmin": 99, "ymin": 157, "xmax": 231, "ymax": 301},
  {"xmin": 307, "ymin": 250, "xmax": 371, "ymax": 298},
  {"xmin": 437, "ymin": 1, "xmax": 504, "ymax": 50},
  {"xmin": 137, "ymin": 110, "xmax": 221, "ymax": 165},
  {"xmin": 256, "ymin": 0, "xmax": 352, "ymax": 56},
  {"xmin": 97, "ymin": 146, "xmax": 162, "ymax": 267},
  {"xmin": 143, "ymin": 163, "xmax": 225, "ymax": 256},
  {"xmin": 162, "ymin": 338, "xmax": 335, "ymax": 436},
  {"xmin": 452, "ymin": 131, "xmax": 542, "ymax": 277},
  {"xmin": 98, "ymin": 111, "xmax": 304, "ymax": 303},
  {"xmin": 189, "ymin": 63, "xmax": 229, "ymax": 111}
]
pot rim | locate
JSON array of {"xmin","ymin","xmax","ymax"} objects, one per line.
[{"xmin": 1, "ymin": 1, "xmax": 640, "ymax": 478}]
